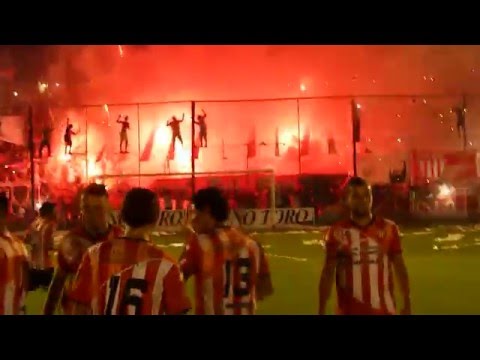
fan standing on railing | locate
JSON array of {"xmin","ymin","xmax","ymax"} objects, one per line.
[
  {"xmin": 167, "ymin": 113, "xmax": 184, "ymax": 147},
  {"xmin": 63, "ymin": 119, "xmax": 78, "ymax": 155},
  {"xmin": 194, "ymin": 109, "xmax": 208, "ymax": 148},
  {"xmin": 39, "ymin": 124, "xmax": 53, "ymax": 158},
  {"xmin": 116, "ymin": 115, "xmax": 130, "ymax": 153}
]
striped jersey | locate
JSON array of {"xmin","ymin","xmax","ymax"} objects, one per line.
[
  {"xmin": 180, "ymin": 227, "xmax": 272, "ymax": 315},
  {"xmin": 26, "ymin": 218, "xmax": 56, "ymax": 269},
  {"xmin": 69, "ymin": 237, "xmax": 191, "ymax": 315},
  {"xmin": 326, "ymin": 217, "xmax": 402, "ymax": 315},
  {"xmin": 57, "ymin": 225, "xmax": 123, "ymax": 314},
  {"xmin": 0, "ymin": 232, "xmax": 29, "ymax": 315}
]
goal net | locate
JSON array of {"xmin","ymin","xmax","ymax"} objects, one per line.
[{"xmin": 94, "ymin": 169, "xmax": 283, "ymax": 231}]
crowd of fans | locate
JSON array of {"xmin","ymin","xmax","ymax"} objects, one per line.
[{"xmin": 3, "ymin": 172, "xmax": 431, "ymax": 232}]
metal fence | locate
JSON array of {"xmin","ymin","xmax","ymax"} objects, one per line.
[
  {"xmin": 1, "ymin": 92, "xmax": 466, "ymax": 220},
  {"xmin": 42, "ymin": 93, "xmax": 475, "ymax": 183}
]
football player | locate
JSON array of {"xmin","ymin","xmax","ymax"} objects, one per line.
[
  {"xmin": 318, "ymin": 177, "xmax": 411, "ymax": 315},
  {"xmin": 180, "ymin": 187, "xmax": 273, "ymax": 315},
  {"xmin": 25, "ymin": 202, "xmax": 56, "ymax": 290},
  {"xmin": 43, "ymin": 184, "xmax": 122, "ymax": 315},
  {"xmin": 69, "ymin": 188, "xmax": 190, "ymax": 315},
  {"xmin": 0, "ymin": 193, "xmax": 29, "ymax": 314}
]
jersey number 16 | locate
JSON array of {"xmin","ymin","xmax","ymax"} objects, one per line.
[{"xmin": 105, "ymin": 276, "xmax": 148, "ymax": 315}]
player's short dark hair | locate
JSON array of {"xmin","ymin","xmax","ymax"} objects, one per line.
[
  {"xmin": 345, "ymin": 177, "xmax": 370, "ymax": 197},
  {"xmin": 347, "ymin": 176, "xmax": 369, "ymax": 189},
  {"xmin": 39, "ymin": 202, "xmax": 56, "ymax": 217},
  {"xmin": 193, "ymin": 187, "xmax": 229, "ymax": 223},
  {"xmin": 83, "ymin": 183, "xmax": 108, "ymax": 199},
  {"xmin": 0, "ymin": 192, "xmax": 9, "ymax": 215},
  {"xmin": 121, "ymin": 188, "xmax": 159, "ymax": 228}
]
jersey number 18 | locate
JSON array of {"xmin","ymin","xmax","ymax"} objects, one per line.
[{"xmin": 224, "ymin": 258, "xmax": 251, "ymax": 298}]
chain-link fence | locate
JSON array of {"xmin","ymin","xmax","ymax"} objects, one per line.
[{"xmin": 23, "ymin": 93, "xmax": 480, "ymax": 219}]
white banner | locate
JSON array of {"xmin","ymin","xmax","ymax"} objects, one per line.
[
  {"xmin": 0, "ymin": 115, "xmax": 26, "ymax": 146},
  {"xmin": 156, "ymin": 207, "xmax": 315, "ymax": 231}
]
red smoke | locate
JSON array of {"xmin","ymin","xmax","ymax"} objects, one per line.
[{"xmin": 40, "ymin": 45, "xmax": 480, "ymax": 184}]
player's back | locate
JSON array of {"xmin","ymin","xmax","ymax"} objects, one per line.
[
  {"xmin": 27, "ymin": 218, "xmax": 55, "ymax": 269},
  {"xmin": 56, "ymin": 225, "xmax": 122, "ymax": 314},
  {"xmin": 181, "ymin": 227, "xmax": 271, "ymax": 315},
  {"xmin": 70, "ymin": 237, "xmax": 190, "ymax": 315},
  {"xmin": 0, "ymin": 232, "xmax": 29, "ymax": 315}
]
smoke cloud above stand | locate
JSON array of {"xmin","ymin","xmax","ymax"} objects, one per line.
[
  {"xmin": 45, "ymin": 45, "xmax": 480, "ymax": 104},
  {"xmin": 38, "ymin": 46, "xmax": 480, "ymax": 181}
]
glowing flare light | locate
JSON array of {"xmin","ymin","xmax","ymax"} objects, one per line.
[
  {"xmin": 85, "ymin": 158, "xmax": 102, "ymax": 178},
  {"xmin": 38, "ymin": 82, "xmax": 48, "ymax": 94},
  {"xmin": 438, "ymin": 184, "xmax": 453, "ymax": 199},
  {"xmin": 278, "ymin": 128, "xmax": 297, "ymax": 148}
]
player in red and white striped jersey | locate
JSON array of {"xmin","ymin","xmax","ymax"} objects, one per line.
[
  {"xmin": 319, "ymin": 177, "xmax": 411, "ymax": 315},
  {"xmin": 25, "ymin": 202, "xmax": 56, "ymax": 271},
  {"xmin": 180, "ymin": 187, "xmax": 273, "ymax": 315},
  {"xmin": 43, "ymin": 184, "xmax": 122, "ymax": 315},
  {"xmin": 0, "ymin": 193, "xmax": 30, "ymax": 315},
  {"xmin": 69, "ymin": 188, "xmax": 190, "ymax": 315}
]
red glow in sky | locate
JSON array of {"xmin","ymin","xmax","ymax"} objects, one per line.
[
  {"xmin": 39, "ymin": 45, "xmax": 480, "ymax": 184},
  {"xmin": 45, "ymin": 45, "xmax": 480, "ymax": 104}
]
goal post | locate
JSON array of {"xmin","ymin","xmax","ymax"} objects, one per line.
[{"xmin": 94, "ymin": 168, "xmax": 277, "ymax": 229}]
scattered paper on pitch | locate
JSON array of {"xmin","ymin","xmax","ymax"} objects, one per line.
[
  {"xmin": 152, "ymin": 231, "xmax": 175, "ymax": 236},
  {"xmin": 267, "ymin": 253, "xmax": 308, "ymax": 262},
  {"xmin": 434, "ymin": 234, "xmax": 465, "ymax": 242},
  {"xmin": 156, "ymin": 243, "xmax": 185, "ymax": 248},
  {"xmin": 410, "ymin": 228, "xmax": 433, "ymax": 236},
  {"xmin": 302, "ymin": 239, "xmax": 325, "ymax": 247},
  {"xmin": 433, "ymin": 244, "xmax": 459, "ymax": 251}
]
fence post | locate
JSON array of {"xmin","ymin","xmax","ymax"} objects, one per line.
[
  {"xmin": 351, "ymin": 99, "xmax": 359, "ymax": 177},
  {"xmin": 462, "ymin": 94, "xmax": 467, "ymax": 151},
  {"xmin": 296, "ymin": 98, "xmax": 301, "ymax": 175},
  {"xmin": 85, "ymin": 107, "xmax": 88, "ymax": 180},
  {"xmin": 137, "ymin": 104, "xmax": 141, "ymax": 186},
  {"xmin": 28, "ymin": 105, "xmax": 35, "ymax": 211},
  {"xmin": 191, "ymin": 101, "xmax": 196, "ymax": 196},
  {"xmin": 353, "ymin": 142, "xmax": 358, "ymax": 176}
]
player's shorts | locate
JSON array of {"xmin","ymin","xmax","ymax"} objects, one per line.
[{"xmin": 120, "ymin": 131, "xmax": 128, "ymax": 142}]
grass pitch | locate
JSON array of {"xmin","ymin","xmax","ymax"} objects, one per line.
[{"xmin": 25, "ymin": 226, "xmax": 480, "ymax": 315}]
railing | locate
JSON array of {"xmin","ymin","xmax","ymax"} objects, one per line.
[{"xmin": 18, "ymin": 92, "xmax": 478, "ymax": 210}]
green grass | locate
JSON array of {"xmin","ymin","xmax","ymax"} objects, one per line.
[{"xmin": 25, "ymin": 226, "xmax": 480, "ymax": 315}]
